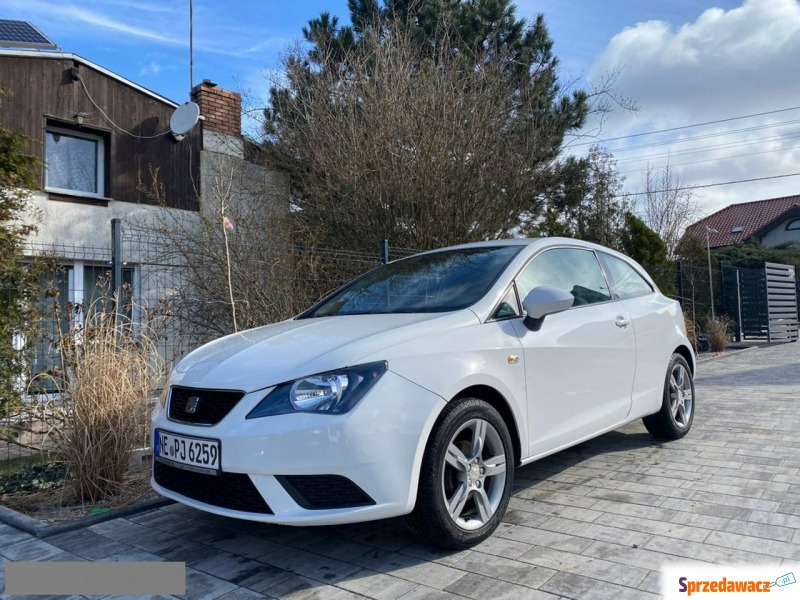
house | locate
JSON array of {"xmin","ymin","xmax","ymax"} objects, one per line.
[
  {"xmin": 0, "ymin": 26, "xmax": 288, "ymax": 371},
  {"xmin": 680, "ymin": 195, "xmax": 800, "ymax": 343},
  {"xmin": 682, "ymin": 194, "xmax": 800, "ymax": 249}
]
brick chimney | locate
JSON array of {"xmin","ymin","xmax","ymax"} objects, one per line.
[{"xmin": 191, "ymin": 79, "xmax": 241, "ymax": 137}]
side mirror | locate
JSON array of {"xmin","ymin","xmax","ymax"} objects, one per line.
[{"xmin": 522, "ymin": 286, "xmax": 574, "ymax": 331}]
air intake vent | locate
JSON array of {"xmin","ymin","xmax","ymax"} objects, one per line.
[
  {"xmin": 154, "ymin": 461, "xmax": 272, "ymax": 514},
  {"xmin": 276, "ymin": 475, "xmax": 375, "ymax": 510}
]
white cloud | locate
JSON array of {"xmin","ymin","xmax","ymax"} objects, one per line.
[
  {"xmin": 138, "ymin": 60, "xmax": 177, "ymax": 77},
  {"xmin": 3, "ymin": 0, "xmax": 184, "ymax": 45},
  {"xmin": 65, "ymin": 5, "xmax": 181, "ymax": 45},
  {"xmin": 103, "ymin": 0, "xmax": 182, "ymax": 14},
  {"xmin": 3, "ymin": 0, "xmax": 287, "ymax": 58},
  {"xmin": 586, "ymin": 0, "xmax": 800, "ymax": 215}
]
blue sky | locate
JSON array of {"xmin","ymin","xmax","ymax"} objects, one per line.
[{"xmin": 4, "ymin": 0, "xmax": 800, "ymax": 214}]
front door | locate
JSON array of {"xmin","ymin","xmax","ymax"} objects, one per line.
[{"xmin": 511, "ymin": 247, "xmax": 636, "ymax": 457}]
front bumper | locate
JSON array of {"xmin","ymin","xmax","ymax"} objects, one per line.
[{"xmin": 150, "ymin": 370, "xmax": 445, "ymax": 525}]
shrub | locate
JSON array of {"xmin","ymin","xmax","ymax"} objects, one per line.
[
  {"xmin": 683, "ymin": 310, "xmax": 698, "ymax": 351},
  {"xmin": 0, "ymin": 118, "xmax": 41, "ymax": 416}
]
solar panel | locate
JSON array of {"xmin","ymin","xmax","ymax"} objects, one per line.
[{"xmin": 0, "ymin": 20, "xmax": 57, "ymax": 50}]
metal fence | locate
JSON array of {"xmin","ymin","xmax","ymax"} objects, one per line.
[
  {"xmin": 22, "ymin": 232, "xmax": 409, "ymax": 372},
  {"xmin": 9, "ymin": 234, "xmax": 799, "ymax": 382},
  {"xmin": 2, "ymin": 220, "xmax": 416, "ymax": 462}
]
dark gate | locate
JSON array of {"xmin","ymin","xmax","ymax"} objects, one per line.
[{"xmin": 721, "ymin": 262, "xmax": 798, "ymax": 342}]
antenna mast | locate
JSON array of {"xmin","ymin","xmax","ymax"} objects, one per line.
[{"xmin": 189, "ymin": 0, "xmax": 194, "ymax": 99}]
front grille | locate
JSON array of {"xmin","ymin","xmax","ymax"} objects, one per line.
[
  {"xmin": 168, "ymin": 386, "xmax": 244, "ymax": 425},
  {"xmin": 276, "ymin": 475, "xmax": 375, "ymax": 510},
  {"xmin": 154, "ymin": 461, "xmax": 273, "ymax": 514}
]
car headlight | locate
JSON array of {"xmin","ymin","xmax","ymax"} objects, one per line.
[{"xmin": 246, "ymin": 362, "xmax": 388, "ymax": 418}]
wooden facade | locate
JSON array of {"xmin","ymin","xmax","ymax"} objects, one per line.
[{"xmin": 0, "ymin": 53, "xmax": 200, "ymax": 210}]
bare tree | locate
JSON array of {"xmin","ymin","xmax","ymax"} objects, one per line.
[
  {"xmin": 265, "ymin": 17, "xmax": 589, "ymax": 252},
  {"xmin": 138, "ymin": 161, "xmax": 314, "ymax": 341},
  {"xmin": 640, "ymin": 160, "xmax": 699, "ymax": 259},
  {"xmin": 533, "ymin": 145, "xmax": 630, "ymax": 250}
]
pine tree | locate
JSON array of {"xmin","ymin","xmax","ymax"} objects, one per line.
[{"xmin": 620, "ymin": 212, "xmax": 675, "ymax": 295}]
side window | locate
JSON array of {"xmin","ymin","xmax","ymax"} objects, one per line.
[
  {"xmin": 490, "ymin": 287, "xmax": 521, "ymax": 320},
  {"xmin": 516, "ymin": 248, "xmax": 612, "ymax": 307},
  {"xmin": 597, "ymin": 253, "xmax": 653, "ymax": 299}
]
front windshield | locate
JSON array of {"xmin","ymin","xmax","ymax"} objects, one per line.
[{"xmin": 301, "ymin": 245, "xmax": 522, "ymax": 317}]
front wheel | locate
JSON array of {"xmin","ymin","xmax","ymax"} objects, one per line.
[
  {"xmin": 407, "ymin": 398, "xmax": 514, "ymax": 549},
  {"xmin": 643, "ymin": 353, "xmax": 695, "ymax": 439}
]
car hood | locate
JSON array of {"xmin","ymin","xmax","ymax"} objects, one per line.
[{"xmin": 170, "ymin": 311, "xmax": 479, "ymax": 392}]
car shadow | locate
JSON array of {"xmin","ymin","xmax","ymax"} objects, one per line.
[
  {"xmin": 156, "ymin": 426, "xmax": 662, "ymax": 596},
  {"xmin": 512, "ymin": 428, "xmax": 658, "ymax": 487}
]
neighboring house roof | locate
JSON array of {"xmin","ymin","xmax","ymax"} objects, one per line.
[
  {"xmin": 683, "ymin": 194, "xmax": 800, "ymax": 248},
  {"xmin": 0, "ymin": 48, "xmax": 178, "ymax": 108}
]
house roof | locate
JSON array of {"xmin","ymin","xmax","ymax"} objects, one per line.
[
  {"xmin": 683, "ymin": 194, "xmax": 800, "ymax": 248},
  {"xmin": 0, "ymin": 48, "xmax": 178, "ymax": 108}
]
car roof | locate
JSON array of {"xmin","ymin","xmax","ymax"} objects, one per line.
[
  {"xmin": 413, "ymin": 237, "xmax": 617, "ymax": 254},
  {"xmin": 404, "ymin": 237, "xmax": 658, "ymax": 291}
]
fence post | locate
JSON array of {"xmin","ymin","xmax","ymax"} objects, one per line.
[
  {"xmin": 763, "ymin": 265, "xmax": 772, "ymax": 343},
  {"xmin": 380, "ymin": 240, "xmax": 389, "ymax": 265},
  {"xmin": 735, "ymin": 269, "xmax": 743, "ymax": 342},
  {"xmin": 111, "ymin": 218, "xmax": 123, "ymax": 313}
]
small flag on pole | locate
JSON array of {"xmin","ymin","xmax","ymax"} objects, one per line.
[{"xmin": 223, "ymin": 216, "xmax": 234, "ymax": 231}]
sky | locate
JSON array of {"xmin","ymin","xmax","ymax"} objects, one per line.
[{"xmin": 4, "ymin": 0, "xmax": 800, "ymax": 217}]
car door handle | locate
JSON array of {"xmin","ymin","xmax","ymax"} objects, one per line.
[{"xmin": 615, "ymin": 316, "xmax": 630, "ymax": 328}]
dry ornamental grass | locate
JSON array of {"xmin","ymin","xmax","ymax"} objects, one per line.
[
  {"xmin": 4, "ymin": 288, "xmax": 163, "ymax": 507},
  {"xmin": 706, "ymin": 315, "xmax": 733, "ymax": 353}
]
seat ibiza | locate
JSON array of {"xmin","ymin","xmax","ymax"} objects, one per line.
[{"xmin": 151, "ymin": 238, "xmax": 695, "ymax": 548}]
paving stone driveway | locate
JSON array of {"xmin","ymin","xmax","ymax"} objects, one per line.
[{"xmin": 2, "ymin": 342, "xmax": 799, "ymax": 600}]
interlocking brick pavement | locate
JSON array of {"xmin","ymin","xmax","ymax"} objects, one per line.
[{"xmin": 2, "ymin": 342, "xmax": 799, "ymax": 599}]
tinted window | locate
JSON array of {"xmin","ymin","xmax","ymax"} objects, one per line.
[
  {"xmin": 517, "ymin": 248, "xmax": 611, "ymax": 307},
  {"xmin": 302, "ymin": 246, "xmax": 522, "ymax": 316},
  {"xmin": 598, "ymin": 253, "xmax": 653, "ymax": 299}
]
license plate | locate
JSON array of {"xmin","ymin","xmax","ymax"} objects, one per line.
[{"xmin": 155, "ymin": 429, "xmax": 221, "ymax": 474}]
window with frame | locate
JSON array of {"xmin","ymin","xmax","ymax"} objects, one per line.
[
  {"xmin": 83, "ymin": 265, "xmax": 134, "ymax": 313},
  {"xmin": 516, "ymin": 248, "xmax": 612, "ymax": 307},
  {"xmin": 597, "ymin": 253, "xmax": 653, "ymax": 299},
  {"xmin": 32, "ymin": 264, "xmax": 135, "ymax": 380},
  {"xmin": 45, "ymin": 126, "xmax": 106, "ymax": 197},
  {"xmin": 786, "ymin": 218, "xmax": 800, "ymax": 231}
]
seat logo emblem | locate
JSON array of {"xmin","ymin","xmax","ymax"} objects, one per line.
[{"xmin": 185, "ymin": 396, "xmax": 200, "ymax": 414}]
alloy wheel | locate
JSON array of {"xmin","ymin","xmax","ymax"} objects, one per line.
[
  {"xmin": 669, "ymin": 362, "xmax": 693, "ymax": 428},
  {"xmin": 441, "ymin": 418, "xmax": 507, "ymax": 530}
]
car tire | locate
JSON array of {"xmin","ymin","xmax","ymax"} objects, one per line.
[
  {"xmin": 643, "ymin": 353, "xmax": 695, "ymax": 440},
  {"xmin": 407, "ymin": 398, "xmax": 514, "ymax": 549}
]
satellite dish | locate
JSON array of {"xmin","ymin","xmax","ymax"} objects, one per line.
[{"xmin": 170, "ymin": 101, "xmax": 200, "ymax": 136}]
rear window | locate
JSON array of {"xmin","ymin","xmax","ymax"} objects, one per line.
[{"xmin": 598, "ymin": 253, "xmax": 654, "ymax": 299}]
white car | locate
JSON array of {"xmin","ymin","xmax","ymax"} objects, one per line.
[{"xmin": 151, "ymin": 238, "xmax": 695, "ymax": 548}]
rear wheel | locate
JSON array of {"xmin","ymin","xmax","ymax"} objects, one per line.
[
  {"xmin": 408, "ymin": 398, "xmax": 514, "ymax": 549},
  {"xmin": 643, "ymin": 353, "xmax": 694, "ymax": 439}
]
